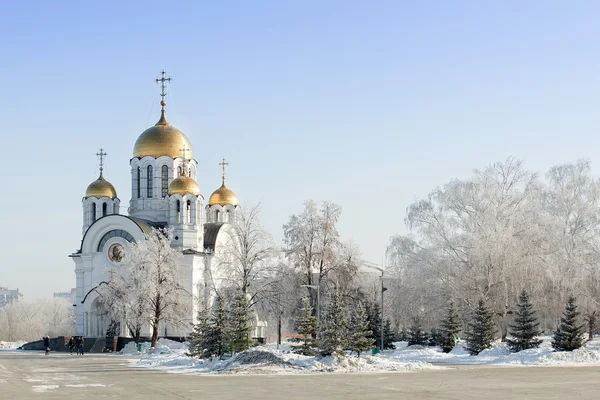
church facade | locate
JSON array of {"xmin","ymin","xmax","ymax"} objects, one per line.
[{"xmin": 70, "ymin": 72, "xmax": 263, "ymax": 339}]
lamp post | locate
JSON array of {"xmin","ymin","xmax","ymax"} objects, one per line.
[
  {"xmin": 300, "ymin": 284, "xmax": 320, "ymax": 324},
  {"xmin": 361, "ymin": 260, "xmax": 392, "ymax": 351}
]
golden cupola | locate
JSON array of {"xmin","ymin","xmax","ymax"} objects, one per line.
[
  {"xmin": 85, "ymin": 173, "xmax": 118, "ymax": 199},
  {"xmin": 85, "ymin": 149, "xmax": 117, "ymax": 199},
  {"xmin": 133, "ymin": 107, "xmax": 194, "ymax": 159},
  {"xmin": 168, "ymin": 169, "xmax": 201, "ymax": 196},
  {"xmin": 209, "ymin": 158, "xmax": 239, "ymax": 206}
]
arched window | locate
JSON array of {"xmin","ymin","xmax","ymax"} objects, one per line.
[
  {"xmin": 177, "ymin": 166, "xmax": 182, "ymax": 176},
  {"xmin": 147, "ymin": 165, "xmax": 153, "ymax": 198},
  {"xmin": 136, "ymin": 167, "xmax": 141, "ymax": 198},
  {"xmin": 91, "ymin": 203, "xmax": 96, "ymax": 223},
  {"xmin": 102, "ymin": 202, "xmax": 107, "ymax": 217},
  {"xmin": 176, "ymin": 200, "xmax": 181, "ymax": 223},
  {"xmin": 161, "ymin": 165, "xmax": 168, "ymax": 197},
  {"xmin": 186, "ymin": 200, "xmax": 192, "ymax": 224},
  {"xmin": 215, "ymin": 209, "xmax": 220, "ymax": 222},
  {"xmin": 225, "ymin": 209, "xmax": 230, "ymax": 223}
]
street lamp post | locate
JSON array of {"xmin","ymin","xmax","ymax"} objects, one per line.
[
  {"xmin": 361, "ymin": 260, "xmax": 393, "ymax": 351},
  {"xmin": 301, "ymin": 284, "xmax": 320, "ymax": 325}
]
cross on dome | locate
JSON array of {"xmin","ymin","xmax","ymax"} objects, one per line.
[
  {"xmin": 155, "ymin": 69, "xmax": 172, "ymax": 111},
  {"xmin": 96, "ymin": 148, "xmax": 107, "ymax": 174},
  {"xmin": 219, "ymin": 158, "xmax": 229, "ymax": 185}
]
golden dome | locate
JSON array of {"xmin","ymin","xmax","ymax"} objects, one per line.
[
  {"xmin": 168, "ymin": 174, "xmax": 201, "ymax": 196},
  {"xmin": 209, "ymin": 183, "xmax": 239, "ymax": 206},
  {"xmin": 133, "ymin": 110, "xmax": 194, "ymax": 159},
  {"xmin": 85, "ymin": 174, "xmax": 118, "ymax": 199}
]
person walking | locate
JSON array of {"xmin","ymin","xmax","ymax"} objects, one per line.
[
  {"xmin": 43, "ymin": 336, "xmax": 50, "ymax": 355},
  {"xmin": 68, "ymin": 337, "xmax": 75, "ymax": 355},
  {"xmin": 77, "ymin": 336, "xmax": 85, "ymax": 355}
]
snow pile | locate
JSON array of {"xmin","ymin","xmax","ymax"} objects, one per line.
[
  {"xmin": 131, "ymin": 341, "xmax": 435, "ymax": 375},
  {"xmin": 0, "ymin": 340, "xmax": 26, "ymax": 350}
]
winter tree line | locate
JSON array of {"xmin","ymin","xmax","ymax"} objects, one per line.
[
  {"xmin": 385, "ymin": 158, "xmax": 600, "ymax": 342},
  {"xmin": 0, "ymin": 298, "xmax": 74, "ymax": 342}
]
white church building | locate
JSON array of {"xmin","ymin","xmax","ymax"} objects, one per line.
[{"xmin": 70, "ymin": 71, "xmax": 265, "ymax": 339}]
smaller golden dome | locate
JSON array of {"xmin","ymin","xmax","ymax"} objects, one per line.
[
  {"xmin": 168, "ymin": 174, "xmax": 201, "ymax": 196},
  {"xmin": 86, "ymin": 174, "xmax": 118, "ymax": 199},
  {"xmin": 209, "ymin": 183, "xmax": 239, "ymax": 206}
]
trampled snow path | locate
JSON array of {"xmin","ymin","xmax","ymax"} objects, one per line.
[{"xmin": 122, "ymin": 336, "xmax": 600, "ymax": 375}]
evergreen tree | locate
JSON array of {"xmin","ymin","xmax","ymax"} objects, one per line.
[
  {"xmin": 348, "ymin": 302, "xmax": 374, "ymax": 357},
  {"xmin": 465, "ymin": 299, "xmax": 496, "ymax": 356},
  {"xmin": 293, "ymin": 296, "xmax": 318, "ymax": 355},
  {"xmin": 439, "ymin": 301, "xmax": 461, "ymax": 353},
  {"xmin": 319, "ymin": 289, "xmax": 349, "ymax": 357},
  {"xmin": 407, "ymin": 318, "xmax": 429, "ymax": 346},
  {"xmin": 366, "ymin": 301, "xmax": 382, "ymax": 349},
  {"xmin": 383, "ymin": 318, "xmax": 396, "ymax": 350},
  {"xmin": 186, "ymin": 309, "xmax": 211, "ymax": 358},
  {"xmin": 552, "ymin": 295, "xmax": 585, "ymax": 351},
  {"xmin": 428, "ymin": 328, "xmax": 442, "ymax": 347},
  {"xmin": 228, "ymin": 291, "xmax": 252, "ymax": 354},
  {"xmin": 506, "ymin": 290, "xmax": 542, "ymax": 353},
  {"xmin": 187, "ymin": 297, "xmax": 230, "ymax": 359}
]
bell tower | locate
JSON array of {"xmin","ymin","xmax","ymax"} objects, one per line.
[{"xmin": 82, "ymin": 149, "xmax": 120, "ymax": 234}]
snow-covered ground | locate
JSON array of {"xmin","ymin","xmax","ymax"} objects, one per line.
[
  {"xmin": 122, "ymin": 336, "xmax": 600, "ymax": 375},
  {"xmin": 0, "ymin": 340, "xmax": 27, "ymax": 350}
]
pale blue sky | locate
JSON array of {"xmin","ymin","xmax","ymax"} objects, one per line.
[{"xmin": 1, "ymin": 1, "xmax": 599, "ymax": 298}]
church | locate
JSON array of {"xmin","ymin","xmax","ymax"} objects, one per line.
[{"xmin": 70, "ymin": 71, "xmax": 265, "ymax": 339}]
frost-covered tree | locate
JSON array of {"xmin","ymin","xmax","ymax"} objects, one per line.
[
  {"xmin": 506, "ymin": 290, "xmax": 542, "ymax": 352},
  {"xmin": 228, "ymin": 290, "xmax": 252, "ymax": 353},
  {"xmin": 284, "ymin": 201, "xmax": 342, "ymax": 316},
  {"xmin": 552, "ymin": 295, "xmax": 585, "ymax": 352},
  {"xmin": 438, "ymin": 302, "xmax": 461, "ymax": 353},
  {"xmin": 319, "ymin": 289, "xmax": 348, "ymax": 357},
  {"xmin": 293, "ymin": 296, "xmax": 318, "ymax": 355},
  {"xmin": 0, "ymin": 298, "xmax": 74, "ymax": 342},
  {"xmin": 101, "ymin": 244, "xmax": 151, "ymax": 343},
  {"xmin": 585, "ymin": 311, "xmax": 597, "ymax": 341},
  {"xmin": 217, "ymin": 205, "xmax": 278, "ymax": 306},
  {"xmin": 102, "ymin": 228, "xmax": 190, "ymax": 348},
  {"xmin": 348, "ymin": 302, "xmax": 374, "ymax": 357},
  {"xmin": 407, "ymin": 318, "xmax": 429, "ymax": 346},
  {"xmin": 465, "ymin": 299, "xmax": 496, "ymax": 356}
]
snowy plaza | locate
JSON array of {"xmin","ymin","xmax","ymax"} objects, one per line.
[{"xmin": 2, "ymin": 340, "xmax": 600, "ymax": 399}]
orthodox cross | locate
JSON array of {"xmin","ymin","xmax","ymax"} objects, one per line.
[
  {"xmin": 219, "ymin": 158, "xmax": 229, "ymax": 184},
  {"xmin": 96, "ymin": 148, "xmax": 107, "ymax": 174},
  {"xmin": 156, "ymin": 70, "xmax": 172, "ymax": 111}
]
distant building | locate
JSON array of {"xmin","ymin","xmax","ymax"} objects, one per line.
[
  {"xmin": 53, "ymin": 288, "xmax": 77, "ymax": 304},
  {"xmin": 0, "ymin": 287, "xmax": 22, "ymax": 308}
]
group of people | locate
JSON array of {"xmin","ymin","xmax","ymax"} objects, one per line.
[
  {"xmin": 42, "ymin": 336, "xmax": 85, "ymax": 355},
  {"xmin": 68, "ymin": 336, "xmax": 85, "ymax": 355}
]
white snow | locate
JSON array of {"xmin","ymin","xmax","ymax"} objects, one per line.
[
  {"xmin": 31, "ymin": 385, "xmax": 59, "ymax": 392},
  {"xmin": 123, "ymin": 336, "xmax": 600, "ymax": 375},
  {"xmin": 0, "ymin": 340, "xmax": 26, "ymax": 350}
]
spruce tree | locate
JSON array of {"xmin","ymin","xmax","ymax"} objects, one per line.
[
  {"xmin": 383, "ymin": 318, "xmax": 396, "ymax": 350},
  {"xmin": 319, "ymin": 289, "xmax": 349, "ymax": 357},
  {"xmin": 348, "ymin": 302, "xmax": 374, "ymax": 357},
  {"xmin": 186, "ymin": 309, "xmax": 211, "ymax": 358},
  {"xmin": 228, "ymin": 291, "xmax": 252, "ymax": 354},
  {"xmin": 367, "ymin": 301, "xmax": 382, "ymax": 349},
  {"xmin": 552, "ymin": 295, "xmax": 585, "ymax": 351},
  {"xmin": 407, "ymin": 318, "xmax": 429, "ymax": 346},
  {"xmin": 506, "ymin": 290, "xmax": 542, "ymax": 353},
  {"xmin": 465, "ymin": 298, "xmax": 496, "ymax": 356},
  {"xmin": 293, "ymin": 296, "xmax": 318, "ymax": 355},
  {"xmin": 188, "ymin": 297, "xmax": 230, "ymax": 359},
  {"xmin": 439, "ymin": 301, "xmax": 461, "ymax": 353}
]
